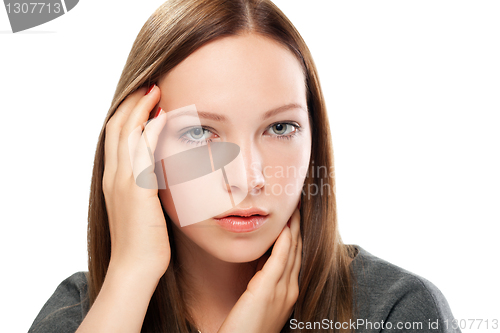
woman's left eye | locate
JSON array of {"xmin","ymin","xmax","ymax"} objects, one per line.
[{"xmin": 265, "ymin": 122, "xmax": 300, "ymax": 139}]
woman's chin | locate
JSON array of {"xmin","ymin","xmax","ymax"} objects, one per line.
[{"xmin": 209, "ymin": 242, "xmax": 272, "ymax": 264}]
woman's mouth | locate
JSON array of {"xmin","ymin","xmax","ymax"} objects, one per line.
[{"xmin": 214, "ymin": 214, "xmax": 269, "ymax": 233}]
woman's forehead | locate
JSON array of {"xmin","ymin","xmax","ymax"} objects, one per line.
[{"xmin": 157, "ymin": 33, "xmax": 307, "ymax": 117}]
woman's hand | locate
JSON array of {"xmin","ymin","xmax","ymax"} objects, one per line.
[
  {"xmin": 102, "ymin": 84, "xmax": 170, "ymax": 280},
  {"xmin": 218, "ymin": 204, "xmax": 302, "ymax": 333}
]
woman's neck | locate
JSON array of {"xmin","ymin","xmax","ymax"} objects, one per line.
[{"xmin": 173, "ymin": 227, "xmax": 259, "ymax": 332}]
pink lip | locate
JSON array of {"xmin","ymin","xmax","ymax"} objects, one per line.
[
  {"xmin": 214, "ymin": 207, "xmax": 269, "ymax": 219},
  {"xmin": 214, "ymin": 215, "xmax": 269, "ymax": 233}
]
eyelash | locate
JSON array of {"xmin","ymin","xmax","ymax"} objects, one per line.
[{"xmin": 178, "ymin": 122, "xmax": 301, "ymax": 146}]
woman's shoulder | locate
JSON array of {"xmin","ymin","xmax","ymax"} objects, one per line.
[
  {"xmin": 348, "ymin": 244, "xmax": 460, "ymax": 332},
  {"xmin": 349, "ymin": 244, "xmax": 439, "ymax": 291},
  {"xmin": 28, "ymin": 271, "xmax": 90, "ymax": 333},
  {"xmin": 57, "ymin": 271, "xmax": 89, "ymax": 294}
]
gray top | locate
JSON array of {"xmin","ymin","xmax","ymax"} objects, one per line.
[
  {"xmin": 28, "ymin": 245, "xmax": 461, "ymax": 332},
  {"xmin": 348, "ymin": 246, "xmax": 460, "ymax": 333}
]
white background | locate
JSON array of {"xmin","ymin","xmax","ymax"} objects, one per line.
[{"xmin": 1, "ymin": 1, "xmax": 498, "ymax": 332}]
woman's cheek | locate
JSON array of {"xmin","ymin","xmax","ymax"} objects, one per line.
[{"xmin": 263, "ymin": 158, "xmax": 307, "ymax": 200}]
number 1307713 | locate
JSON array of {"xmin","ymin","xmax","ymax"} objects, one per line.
[
  {"xmin": 6, "ymin": 2, "xmax": 62, "ymax": 14},
  {"xmin": 444, "ymin": 319, "xmax": 499, "ymax": 330}
]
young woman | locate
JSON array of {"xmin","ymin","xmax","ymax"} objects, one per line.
[{"xmin": 28, "ymin": 0, "xmax": 460, "ymax": 332}]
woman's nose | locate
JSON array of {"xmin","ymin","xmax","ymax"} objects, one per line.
[
  {"xmin": 244, "ymin": 160, "xmax": 265, "ymax": 195},
  {"xmin": 220, "ymin": 140, "xmax": 265, "ymax": 198}
]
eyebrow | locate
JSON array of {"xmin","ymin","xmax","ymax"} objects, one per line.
[
  {"xmin": 167, "ymin": 103, "xmax": 307, "ymax": 122},
  {"xmin": 261, "ymin": 103, "xmax": 307, "ymax": 120}
]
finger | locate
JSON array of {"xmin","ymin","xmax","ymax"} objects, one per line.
[
  {"xmin": 260, "ymin": 224, "xmax": 292, "ymax": 286},
  {"xmin": 290, "ymin": 206, "xmax": 302, "ymax": 277},
  {"xmin": 115, "ymin": 86, "xmax": 150, "ymax": 119},
  {"xmin": 291, "ymin": 230, "xmax": 302, "ymax": 284},
  {"xmin": 104, "ymin": 87, "xmax": 149, "ymax": 180},
  {"xmin": 117, "ymin": 85, "xmax": 161, "ymax": 177},
  {"xmin": 282, "ymin": 207, "xmax": 300, "ymax": 283},
  {"xmin": 256, "ymin": 251, "xmax": 270, "ymax": 272},
  {"xmin": 131, "ymin": 111, "xmax": 168, "ymax": 190}
]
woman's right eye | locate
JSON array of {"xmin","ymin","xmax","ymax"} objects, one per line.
[{"xmin": 178, "ymin": 127, "xmax": 217, "ymax": 146}]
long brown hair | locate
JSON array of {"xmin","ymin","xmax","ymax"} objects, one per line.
[{"xmin": 87, "ymin": 0, "xmax": 356, "ymax": 332}]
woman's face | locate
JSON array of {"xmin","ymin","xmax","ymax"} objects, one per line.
[{"xmin": 157, "ymin": 33, "xmax": 311, "ymax": 263}]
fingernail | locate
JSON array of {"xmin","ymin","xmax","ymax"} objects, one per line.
[
  {"xmin": 154, "ymin": 107, "xmax": 164, "ymax": 118},
  {"xmin": 145, "ymin": 84, "xmax": 156, "ymax": 95}
]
